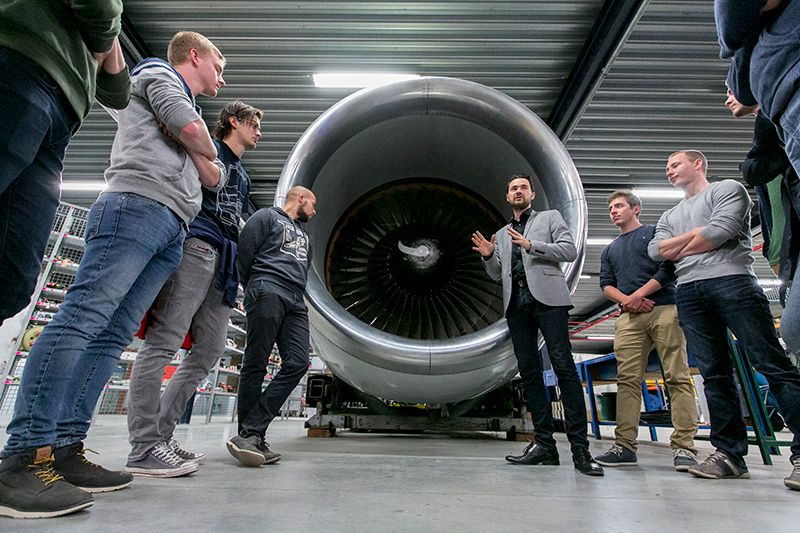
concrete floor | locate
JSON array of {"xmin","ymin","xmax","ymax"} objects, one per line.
[{"xmin": 1, "ymin": 416, "xmax": 799, "ymax": 532}]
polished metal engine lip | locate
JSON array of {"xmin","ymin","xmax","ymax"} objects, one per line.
[{"xmin": 275, "ymin": 77, "xmax": 586, "ymax": 403}]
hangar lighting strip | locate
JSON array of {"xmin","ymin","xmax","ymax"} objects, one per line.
[
  {"xmin": 631, "ymin": 188, "xmax": 686, "ymax": 199},
  {"xmin": 586, "ymin": 238, "xmax": 614, "ymax": 246},
  {"xmin": 61, "ymin": 181, "xmax": 108, "ymax": 191},
  {"xmin": 313, "ymin": 72, "xmax": 420, "ymax": 88}
]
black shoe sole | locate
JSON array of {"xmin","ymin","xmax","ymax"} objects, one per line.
[{"xmin": 505, "ymin": 457, "xmax": 560, "ymax": 466}]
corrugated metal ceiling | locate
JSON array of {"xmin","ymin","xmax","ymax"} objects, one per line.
[{"xmin": 57, "ymin": 0, "xmax": 776, "ymax": 341}]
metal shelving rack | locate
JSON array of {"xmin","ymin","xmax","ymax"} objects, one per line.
[{"xmin": 0, "ymin": 203, "xmax": 89, "ymax": 414}]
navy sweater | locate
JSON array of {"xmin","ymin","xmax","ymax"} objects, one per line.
[{"xmin": 600, "ymin": 225, "xmax": 676, "ymax": 307}]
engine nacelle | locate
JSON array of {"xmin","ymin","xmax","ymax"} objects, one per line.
[{"xmin": 275, "ymin": 77, "xmax": 586, "ymax": 404}]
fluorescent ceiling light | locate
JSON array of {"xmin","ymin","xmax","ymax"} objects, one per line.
[
  {"xmin": 586, "ymin": 238, "xmax": 614, "ymax": 246},
  {"xmin": 580, "ymin": 275, "xmax": 592, "ymax": 279},
  {"xmin": 582, "ymin": 336, "xmax": 616, "ymax": 341},
  {"xmin": 758, "ymin": 279, "xmax": 782, "ymax": 286},
  {"xmin": 61, "ymin": 181, "xmax": 107, "ymax": 191},
  {"xmin": 313, "ymin": 72, "xmax": 420, "ymax": 89},
  {"xmin": 631, "ymin": 188, "xmax": 685, "ymax": 199}
]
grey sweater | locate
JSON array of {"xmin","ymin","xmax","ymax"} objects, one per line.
[
  {"xmin": 103, "ymin": 60, "xmax": 225, "ymax": 226},
  {"xmin": 648, "ymin": 180, "xmax": 755, "ymax": 284},
  {"xmin": 237, "ymin": 207, "xmax": 311, "ymax": 296}
]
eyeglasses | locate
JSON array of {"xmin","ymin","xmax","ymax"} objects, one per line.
[{"xmin": 240, "ymin": 118, "xmax": 261, "ymax": 132}]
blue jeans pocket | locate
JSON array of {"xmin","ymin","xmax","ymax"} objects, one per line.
[{"xmin": 84, "ymin": 201, "xmax": 107, "ymax": 240}]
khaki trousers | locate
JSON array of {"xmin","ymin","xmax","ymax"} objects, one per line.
[{"xmin": 613, "ymin": 304, "xmax": 698, "ymax": 453}]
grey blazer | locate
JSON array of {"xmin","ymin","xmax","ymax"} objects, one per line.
[{"xmin": 482, "ymin": 209, "xmax": 577, "ymax": 311}]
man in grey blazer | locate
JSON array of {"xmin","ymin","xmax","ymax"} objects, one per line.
[{"xmin": 472, "ymin": 174, "xmax": 603, "ymax": 476}]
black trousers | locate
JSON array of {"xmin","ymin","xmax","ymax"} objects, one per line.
[
  {"xmin": 505, "ymin": 286, "xmax": 589, "ymax": 451},
  {"xmin": 238, "ymin": 280, "xmax": 310, "ymax": 439}
]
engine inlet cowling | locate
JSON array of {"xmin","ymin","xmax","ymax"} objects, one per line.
[{"xmin": 275, "ymin": 77, "xmax": 586, "ymax": 404}]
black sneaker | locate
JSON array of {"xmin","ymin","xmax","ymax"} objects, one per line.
[
  {"xmin": 256, "ymin": 441, "xmax": 281, "ymax": 464},
  {"xmin": 594, "ymin": 444, "xmax": 638, "ymax": 467},
  {"xmin": 52, "ymin": 442, "xmax": 133, "ymax": 493},
  {"xmin": 166, "ymin": 438, "xmax": 206, "ymax": 465},
  {"xmin": 688, "ymin": 450, "xmax": 750, "ymax": 479},
  {"xmin": 0, "ymin": 446, "xmax": 94, "ymax": 519},
  {"xmin": 226, "ymin": 435, "xmax": 265, "ymax": 467}
]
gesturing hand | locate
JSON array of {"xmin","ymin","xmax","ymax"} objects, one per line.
[
  {"xmin": 471, "ymin": 231, "xmax": 496, "ymax": 258},
  {"xmin": 507, "ymin": 227, "xmax": 531, "ymax": 251}
]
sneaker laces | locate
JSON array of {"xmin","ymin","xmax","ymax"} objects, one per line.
[
  {"xmin": 607, "ymin": 444, "xmax": 626, "ymax": 458},
  {"xmin": 151, "ymin": 442, "xmax": 185, "ymax": 466},
  {"xmin": 672, "ymin": 448, "xmax": 695, "ymax": 460},
  {"xmin": 167, "ymin": 438, "xmax": 196, "ymax": 459},
  {"xmin": 30, "ymin": 454, "xmax": 64, "ymax": 486},
  {"xmin": 699, "ymin": 451, "xmax": 724, "ymax": 466},
  {"xmin": 76, "ymin": 447, "xmax": 102, "ymax": 469}
]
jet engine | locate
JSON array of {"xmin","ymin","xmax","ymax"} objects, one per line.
[{"xmin": 275, "ymin": 77, "xmax": 586, "ymax": 405}]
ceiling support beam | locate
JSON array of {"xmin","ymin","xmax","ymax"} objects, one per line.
[
  {"xmin": 119, "ymin": 13, "xmax": 152, "ymax": 66},
  {"xmin": 547, "ymin": 0, "xmax": 650, "ymax": 142}
]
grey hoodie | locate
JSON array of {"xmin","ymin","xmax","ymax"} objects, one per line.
[{"xmin": 103, "ymin": 59, "xmax": 225, "ymax": 226}]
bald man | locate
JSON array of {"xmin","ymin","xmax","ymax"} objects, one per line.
[{"xmin": 227, "ymin": 186, "xmax": 317, "ymax": 466}]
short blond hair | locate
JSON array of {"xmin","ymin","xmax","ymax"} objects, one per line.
[{"xmin": 167, "ymin": 31, "xmax": 224, "ymax": 66}]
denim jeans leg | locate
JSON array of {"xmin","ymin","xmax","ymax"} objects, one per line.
[
  {"xmin": 781, "ymin": 285, "xmax": 800, "ymax": 355},
  {"xmin": 2, "ymin": 192, "xmax": 184, "ymax": 456},
  {"xmin": 0, "ymin": 47, "xmax": 78, "ymax": 322},
  {"xmin": 158, "ymin": 282, "xmax": 230, "ymax": 442},
  {"xmin": 506, "ymin": 294, "xmax": 556, "ymax": 451},
  {"xmin": 238, "ymin": 282, "xmax": 287, "ymax": 438},
  {"xmin": 676, "ymin": 281, "xmax": 748, "ymax": 464},
  {"xmin": 127, "ymin": 238, "xmax": 217, "ymax": 460},
  {"xmin": 711, "ymin": 275, "xmax": 800, "ymax": 461}
]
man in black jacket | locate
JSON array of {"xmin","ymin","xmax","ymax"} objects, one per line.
[{"xmin": 226, "ymin": 186, "xmax": 317, "ymax": 467}]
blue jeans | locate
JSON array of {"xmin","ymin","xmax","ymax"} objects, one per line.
[
  {"xmin": 2, "ymin": 192, "xmax": 185, "ymax": 456},
  {"xmin": 0, "ymin": 47, "xmax": 79, "ymax": 322},
  {"xmin": 676, "ymin": 275, "xmax": 800, "ymax": 465}
]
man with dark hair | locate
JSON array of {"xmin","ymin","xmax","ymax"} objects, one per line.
[
  {"xmin": 227, "ymin": 186, "xmax": 317, "ymax": 467},
  {"xmin": 0, "ymin": 30, "xmax": 226, "ymax": 518},
  {"xmin": 125, "ymin": 101, "xmax": 261, "ymax": 477},
  {"xmin": 649, "ymin": 150, "xmax": 800, "ymax": 489},
  {"xmin": 593, "ymin": 190, "xmax": 698, "ymax": 471},
  {"xmin": 0, "ymin": 0, "xmax": 130, "ymax": 326},
  {"xmin": 471, "ymin": 174, "xmax": 603, "ymax": 476}
]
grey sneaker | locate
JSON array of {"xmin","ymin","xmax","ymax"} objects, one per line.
[
  {"xmin": 166, "ymin": 438, "xmax": 205, "ymax": 465},
  {"xmin": 672, "ymin": 448, "xmax": 699, "ymax": 472},
  {"xmin": 226, "ymin": 435, "xmax": 265, "ymax": 467},
  {"xmin": 124, "ymin": 441, "xmax": 199, "ymax": 478},
  {"xmin": 594, "ymin": 444, "xmax": 637, "ymax": 467},
  {"xmin": 688, "ymin": 451, "xmax": 750, "ymax": 479},
  {"xmin": 784, "ymin": 459, "xmax": 800, "ymax": 490},
  {"xmin": 256, "ymin": 441, "xmax": 281, "ymax": 464}
]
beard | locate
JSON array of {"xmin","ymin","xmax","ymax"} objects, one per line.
[{"xmin": 296, "ymin": 205, "xmax": 312, "ymax": 223}]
